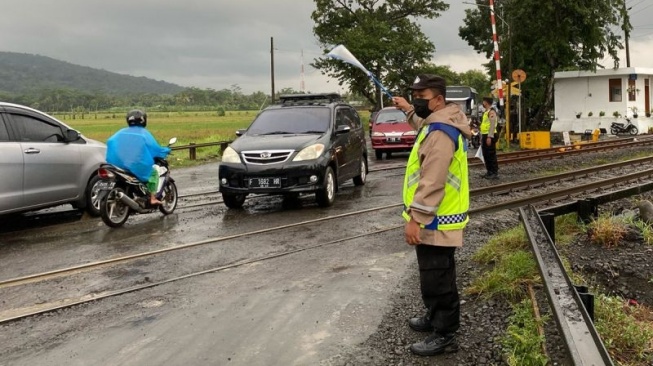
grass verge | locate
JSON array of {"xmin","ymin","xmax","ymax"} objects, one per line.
[
  {"xmin": 469, "ymin": 219, "xmax": 653, "ymax": 365},
  {"xmin": 501, "ymin": 298, "xmax": 549, "ymax": 366},
  {"xmin": 467, "ymin": 226, "xmax": 539, "ymax": 300},
  {"xmin": 594, "ymin": 294, "xmax": 653, "ymax": 365}
]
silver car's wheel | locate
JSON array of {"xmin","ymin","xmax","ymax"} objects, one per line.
[
  {"xmin": 100, "ymin": 188, "xmax": 130, "ymax": 228},
  {"xmin": 353, "ymin": 157, "xmax": 367, "ymax": 186},
  {"xmin": 85, "ymin": 175, "xmax": 102, "ymax": 217},
  {"xmin": 316, "ymin": 167, "xmax": 336, "ymax": 207}
]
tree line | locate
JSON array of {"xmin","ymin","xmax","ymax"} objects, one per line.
[
  {"xmin": 0, "ymin": 68, "xmax": 489, "ymax": 114},
  {"xmin": 0, "ymin": 86, "xmax": 271, "ymax": 113}
]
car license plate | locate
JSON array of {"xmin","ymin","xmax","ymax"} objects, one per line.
[
  {"xmin": 386, "ymin": 137, "xmax": 401, "ymax": 143},
  {"xmin": 97, "ymin": 181, "xmax": 115, "ymax": 190},
  {"xmin": 249, "ymin": 177, "xmax": 281, "ymax": 188}
]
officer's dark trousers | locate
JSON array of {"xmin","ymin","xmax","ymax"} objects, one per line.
[
  {"xmin": 481, "ymin": 134, "xmax": 499, "ymax": 175},
  {"xmin": 415, "ymin": 245, "xmax": 460, "ymax": 334}
]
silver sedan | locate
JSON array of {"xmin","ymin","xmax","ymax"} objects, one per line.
[{"xmin": 0, "ymin": 102, "xmax": 106, "ymax": 216}]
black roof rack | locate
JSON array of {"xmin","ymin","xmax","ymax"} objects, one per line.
[{"xmin": 279, "ymin": 93, "xmax": 342, "ymax": 106}]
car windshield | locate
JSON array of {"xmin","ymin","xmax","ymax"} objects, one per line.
[
  {"xmin": 247, "ymin": 108, "xmax": 331, "ymax": 135},
  {"xmin": 375, "ymin": 110, "xmax": 406, "ymax": 124}
]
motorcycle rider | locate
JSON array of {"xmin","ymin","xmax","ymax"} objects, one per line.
[
  {"xmin": 106, "ymin": 110, "xmax": 171, "ymax": 206},
  {"xmin": 469, "ymin": 116, "xmax": 480, "ymax": 148}
]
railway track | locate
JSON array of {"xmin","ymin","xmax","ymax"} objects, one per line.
[
  {"xmin": 4, "ymin": 155, "xmax": 653, "ymax": 324},
  {"xmin": 521, "ymin": 206, "xmax": 614, "ymax": 366},
  {"xmin": 175, "ymin": 137, "xmax": 653, "ymax": 208}
]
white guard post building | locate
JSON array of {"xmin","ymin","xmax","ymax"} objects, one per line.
[{"xmin": 551, "ymin": 68, "xmax": 653, "ymax": 134}]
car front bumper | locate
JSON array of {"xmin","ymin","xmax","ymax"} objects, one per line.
[
  {"xmin": 371, "ymin": 136, "xmax": 416, "ymax": 151},
  {"xmin": 218, "ymin": 156, "xmax": 330, "ymax": 195}
]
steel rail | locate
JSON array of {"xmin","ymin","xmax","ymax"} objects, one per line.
[
  {"xmin": 4, "ymin": 158, "xmax": 653, "ymax": 289},
  {"xmin": 470, "ymin": 155, "xmax": 653, "ymax": 197},
  {"xmin": 0, "ymin": 203, "xmax": 404, "ymax": 289},
  {"xmin": 176, "ymin": 150, "xmax": 653, "ymax": 204},
  {"xmin": 0, "ymin": 224, "xmax": 403, "ymax": 324},
  {"xmin": 175, "ymin": 136, "xmax": 650, "ymax": 199},
  {"xmin": 4, "ymin": 172, "xmax": 653, "ymax": 323},
  {"xmin": 520, "ymin": 205, "xmax": 614, "ymax": 366},
  {"xmin": 469, "ymin": 138, "xmax": 653, "ymax": 167}
]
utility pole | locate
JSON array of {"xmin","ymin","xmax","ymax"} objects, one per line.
[
  {"xmin": 270, "ymin": 37, "xmax": 276, "ymax": 103},
  {"xmin": 300, "ymin": 49, "xmax": 306, "ymax": 93},
  {"xmin": 623, "ymin": 0, "xmax": 631, "ymax": 67}
]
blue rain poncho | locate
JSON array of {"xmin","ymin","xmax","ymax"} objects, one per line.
[{"xmin": 106, "ymin": 126, "xmax": 171, "ymax": 183}]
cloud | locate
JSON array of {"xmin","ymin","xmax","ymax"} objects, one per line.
[{"xmin": 0, "ymin": 0, "xmax": 651, "ymax": 94}]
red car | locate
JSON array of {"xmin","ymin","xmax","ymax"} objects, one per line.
[{"xmin": 370, "ymin": 107, "xmax": 417, "ymax": 159}]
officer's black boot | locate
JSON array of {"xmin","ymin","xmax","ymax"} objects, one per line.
[
  {"xmin": 408, "ymin": 315, "xmax": 434, "ymax": 332},
  {"xmin": 410, "ymin": 332, "xmax": 458, "ymax": 356}
]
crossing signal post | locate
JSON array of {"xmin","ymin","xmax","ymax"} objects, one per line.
[
  {"xmin": 512, "ymin": 69, "xmax": 527, "ymax": 139},
  {"xmin": 491, "ymin": 72, "xmax": 525, "ymax": 143}
]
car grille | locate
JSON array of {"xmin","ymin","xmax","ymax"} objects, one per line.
[{"xmin": 241, "ymin": 150, "xmax": 294, "ymax": 165}]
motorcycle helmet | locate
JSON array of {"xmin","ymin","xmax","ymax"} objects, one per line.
[{"xmin": 126, "ymin": 109, "xmax": 147, "ymax": 127}]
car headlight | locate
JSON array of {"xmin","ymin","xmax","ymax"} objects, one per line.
[
  {"xmin": 293, "ymin": 143, "xmax": 325, "ymax": 161},
  {"xmin": 403, "ymin": 130, "xmax": 418, "ymax": 136},
  {"xmin": 372, "ymin": 132, "xmax": 385, "ymax": 137},
  {"xmin": 221, "ymin": 147, "xmax": 241, "ymax": 163}
]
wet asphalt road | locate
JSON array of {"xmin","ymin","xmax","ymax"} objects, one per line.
[{"xmin": 0, "ymin": 151, "xmax": 452, "ymax": 365}]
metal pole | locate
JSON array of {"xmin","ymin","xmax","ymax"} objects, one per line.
[
  {"xmin": 270, "ymin": 37, "xmax": 275, "ymax": 103},
  {"xmin": 489, "ymin": 0, "xmax": 504, "ymax": 107},
  {"xmin": 518, "ymin": 80, "xmax": 522, "ymax": 135},
  {"xmin": 624, "ymin": 0, "xmax": 631, "ymax": 67}
]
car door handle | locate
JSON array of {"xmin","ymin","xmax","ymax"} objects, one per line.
[{"xmin": 24, "ymin": 148, "xmax": 41, "ymax": 154}]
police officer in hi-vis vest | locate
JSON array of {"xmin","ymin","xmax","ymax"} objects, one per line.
[
  {"xmin": 392, "ymin": 74, "xmax": 471, "ymax": 357},
  {"xmin": 480, "ymin": 97, "xmax": 499, "ymax": 179}
]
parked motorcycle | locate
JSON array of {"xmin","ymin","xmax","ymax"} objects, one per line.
[
  {"xmin": 610, "ymin": 118, "xmax": 638, "ymax": 135},
  {"xmin": 97, "ymin": 137, "xmax": 178, "ymax": 228}
]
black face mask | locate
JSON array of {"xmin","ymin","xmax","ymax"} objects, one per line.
[{"xmin": 412, "ymin": 98, "xmax": 434, "ymax": 119}]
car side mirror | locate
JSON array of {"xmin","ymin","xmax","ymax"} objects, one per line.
[
  {"xmin": 236, "ymin": 129, "xmax": 246, "ymax": 137},
  {"xmin": 336, "ymin": 125, "xmax": 351, "ymax": 135},
  {"xmin": 65, "ymin": 129, "xmax": 81, "ymax": 142}
]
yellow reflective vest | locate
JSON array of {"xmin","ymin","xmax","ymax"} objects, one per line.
[
  {"xmin": 402, "ymin": 123, "xmax": 469, "ymax": 231},
  {"xmin": 480, "ymin": 110, "xmax": 497, "ymax": 135}
]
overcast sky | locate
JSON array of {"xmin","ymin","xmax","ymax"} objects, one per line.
[{"xmin": 1, "ymin": 0, "xmax": 652, "ymax": 94}]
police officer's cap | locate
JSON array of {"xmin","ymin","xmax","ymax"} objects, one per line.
[{"xmin": 409, "ymin": 74, "xmax": 447, "ymax": 95}]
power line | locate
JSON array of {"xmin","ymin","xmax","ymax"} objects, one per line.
[
  {"xmin": 632, "ymin": 30, "xmax": 653, "ymax": 38},
  {"xmin": 628, "ymin": 0, "xmax": 646, "ymax": 9},
  {"xmin": 637, "ymin": 2, "xmax": 653, "ymax": 12}
]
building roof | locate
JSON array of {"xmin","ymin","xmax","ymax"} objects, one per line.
[{"xmin": 555, "ymin": 67, "xmax": 653, "ymax": 79}]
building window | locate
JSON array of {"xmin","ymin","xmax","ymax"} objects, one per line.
[
  {"xmin": 627, "ymin": 79, "xmax": 636, "ymax": 101},
  {"xmin": 609, "ymin": 78, "xmax": 622, "ymax": 102}
]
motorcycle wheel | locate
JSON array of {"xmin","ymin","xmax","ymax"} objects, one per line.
[
  {"xmin": 100, "ymin": 187, "xmax": 130, "ymax": 228},
  {"xmin": 158, "ymin": 181, "xmax": 178, "ymax": 215},
  {"xmin": 610, "ymin": 127, "xmax": 619, "ymax": 135},
  {"xmin": 629, "ymin": 126, "xmax": 639, "ymax": 135}
]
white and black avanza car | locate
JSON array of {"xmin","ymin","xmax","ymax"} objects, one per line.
[{"xmin": 218, "ymin": 93, "xmax": 368, "ymax": 209}]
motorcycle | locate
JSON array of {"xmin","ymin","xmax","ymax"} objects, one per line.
[
  {"xmin": 97, "ymin": 137, "xmax": 178, "ymax": 228},
  {"xmin": 610, "ymin": 118, "xmax": 638, "ymax": 135}
]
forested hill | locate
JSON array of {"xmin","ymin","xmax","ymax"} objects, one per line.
[{"xmin": 0, "ymin": 52, "xmax": 184, "ymax": 95}]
